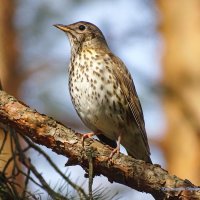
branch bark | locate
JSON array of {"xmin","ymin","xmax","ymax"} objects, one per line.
[{"xmin": 0, "ymin": 90, "xmax": 199, "ymax": 200}]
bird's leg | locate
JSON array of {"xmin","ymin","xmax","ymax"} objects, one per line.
[{"xmin": 109, "ymin": 134, "xmax": 121, "ymax": 159}]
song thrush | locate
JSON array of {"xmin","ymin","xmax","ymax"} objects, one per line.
[{"xmin": 54, "ymin": 21, "xmax": 152, "ymax": 163}]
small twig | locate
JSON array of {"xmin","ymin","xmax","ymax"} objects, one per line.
[
  {"xmin": 21, "ymin": 134, "xmax": 89, "ymax": 199},
  {"xmin": 86, "ymin": 147, "xmax": 95, "ymax": 200},
  {"xmin": 11, "ymin": 128, "xmax": 69, "ymax": 200},
  {"xmin": 21, "ymin": 166, "xmax": 31, "ymax": 199},
  {"xmin": 22, "ymin": 156, "xmax": 69, "ymax": 200},
  {"xmin": 0, "ymin": 126, "xmax": 8, "ymax": 154}
]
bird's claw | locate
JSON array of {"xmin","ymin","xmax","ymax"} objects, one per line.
[
  {"xmin": 81, "ymin": 132, "xmax": 94, "ymax": 147},
  {"xmin": 108, "ymin": 147, "xmax": 120, "ymax": 160}
]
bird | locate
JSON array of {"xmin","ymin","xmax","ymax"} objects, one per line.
[{"xmin": 54, "ymin": 21, "xmax": 152, "ymax": 163}]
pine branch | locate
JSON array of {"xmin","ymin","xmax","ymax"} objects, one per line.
[{"xmin": 0, "ymin": 90, "xmax": 199, "ymax": 200}]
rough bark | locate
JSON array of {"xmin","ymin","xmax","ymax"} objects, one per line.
[
  {"xmin": 0, "ymin": 90, "xmax": 199, "ymax": 200},
  {"xmin": 157, "ymin": 0, "xmax": 200, "ymax": 185}
]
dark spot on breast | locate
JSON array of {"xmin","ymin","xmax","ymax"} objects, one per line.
[
  {"xmin": 108, "ymin": 68, "xmax": 111, "ymax": 73},
  {"xmin": 93, "ymin": 71, "xmax": 100, "ymax": 77},
  {"xmin": 107, "ymin": 90, "xmax": 112, "ymax": 96},
  {"xmin": 113, "ymin": 100, "xmax": 116, "ymax": 111},
  {"xmin": 113, "ymin": 84, "xmax": 117, "ymax": 89},
  {"xmin": 75, "ymin": 86, "xmax": 79, "ymax": 91},
  {"xmin": 105, "ymin": 95, "xmax": 109, "ymax": 103},
  {"xmin": 99, "ymin": 69, "xmax": 103, "ymax": 73},
  {"xmin": 87, "ymin": 50, "xmax": 92, "ymax": 54}
]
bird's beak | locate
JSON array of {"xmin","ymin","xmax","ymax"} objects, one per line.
[{"xmin": 54, "ymin": 24, "xmax": 70, "ymax": 32}]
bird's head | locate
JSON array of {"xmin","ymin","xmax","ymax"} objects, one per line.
[{"xmin": 54, "ymin": 21, "xmax": 108, "ymax": 51}]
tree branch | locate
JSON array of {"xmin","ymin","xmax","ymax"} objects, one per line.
[{"xmin": 0, "ymin": 90, "xmax": 199, "ymax": 200}]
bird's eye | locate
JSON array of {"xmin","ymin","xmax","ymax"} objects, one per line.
[{"xmin": 79, "ymin": 25, "xmax": 86, "ymax": 31}]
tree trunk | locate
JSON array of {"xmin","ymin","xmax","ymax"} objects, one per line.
[
  {"xmin": 0, "ymin": 0, "xmax": 20, "ymax": 176},
  {"xmin": 157, "ymin": 0, "xmax": 200, "ymax": 185}
]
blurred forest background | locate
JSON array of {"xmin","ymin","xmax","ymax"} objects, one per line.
[{"xmin": 0, "ymin": 0, "xmax": 200, "ymax": 199}]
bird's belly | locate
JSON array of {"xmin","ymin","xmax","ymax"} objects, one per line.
[{"xmin": 69, "ymin": 67, "xmax": 128, "ymax": 140}]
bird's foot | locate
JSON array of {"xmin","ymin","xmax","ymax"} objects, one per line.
[
  {"xmin": 107, "ymin": 134, "xmax": 121, "ymax": 162},
  {"xmin": 81, "ymin": 132, "xmax": 95, "ymax": 147},
  {"xmin": 108, "ymin": 146, "xmax": 120, "ymax": 159},
  {"xmin": 106, "ymin": 146, "xmax": 120, "ymax": 166}
]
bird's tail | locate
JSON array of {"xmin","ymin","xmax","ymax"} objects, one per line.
[{"xmin": 122, "ymin": 128, "xmax": 152, "ymax": 164}]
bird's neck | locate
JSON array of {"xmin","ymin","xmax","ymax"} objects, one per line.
[
  {"xmin": 69, "ymin": 41, "xmax": 110, "ymax": 75},
  {"xmin": 71, "ymin": 38, "xmax": 109, "ymax": 56}
]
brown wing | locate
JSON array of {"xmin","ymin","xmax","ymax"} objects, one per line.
[{"xmin": 107, "ymin": 53, "xmax": 150, "ymax": 155}]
